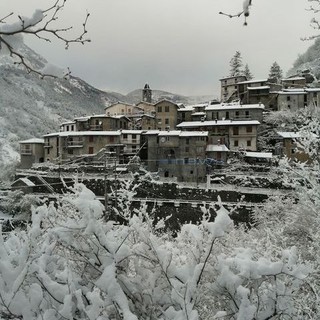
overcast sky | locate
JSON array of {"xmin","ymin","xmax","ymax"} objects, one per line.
[{"xmin": 0, "ymin": 0, "xmax": 316, "ymax": 97}]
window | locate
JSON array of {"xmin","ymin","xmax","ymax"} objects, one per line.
[
  {"xmin": 245, "ymin": 111, "xmax": 250, "ymax": 118},
  {"xmin": 88, "ymin": 147, "xmax": 94, "ymax": 154},
  {"xmin": 132, "ymin": 134, "xmax": 137, "ymax": 139},
  {"xmin": 165, "ymin": 118, "xmax": 169, "ymax": 125},
  {"xmin": 246, "ymin": 126, "xmax": 252, "ymax": 133},
  {"xmin": 68, "ymin": 149, "xmax": 73, "ymax": 155},
  {"xmin": 247, "ymin": 140, "xmax": 251, "ymax": 147},
  {"xmin": 186, "ymin": 138, "xmax": 189, "ymax": 145},
  {"xmin": 234, "ymin": 140, "xmax": 239, "ymax": 147},
  {"xmin": 287, "ymin": 96, "xmax": 291, "ymax": 101},
  {"xmin": 226, "ymin": 111, "xmax": 229, "ymax": 119},
  {"xmin": 233, "ymin": 127, "xmax": 239, "ymax": 135},
  {"xmin": 165, "ymin": 106, "xmax": 169, "ymax": 112},
  {"xmin": 184, "ymin": 158, "xmax": 189, "ymax": 164},
  {"xmin": 158, "ymin": 106, "xmax": 162, "ymax": 112},
  {"xmin": 235, "ymin": 111, "xmax": 240, "ymax": 118},
  {"xmin": 89, "ymin": 136, "xmax": 94, "ymax": 142},
  {"xmin": 185, "ymin": 146, "xmax": 189, "ymax": 152},
  {"xmin": 123, "ymin": 134, "xmax": 128, "ymax": 139}
]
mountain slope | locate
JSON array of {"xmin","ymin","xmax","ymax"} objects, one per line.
[
  {"xmin": 0, "ymin": 44, "xmax": 129, "ymax": 179},
  {"xmin": 288, "ymin": 38, "xmax": 320, "ymax": 80}
]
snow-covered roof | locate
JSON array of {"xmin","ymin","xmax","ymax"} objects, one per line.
[
  {"xmin": 191, "ymin": 112, "xmax": 206, "ymax": 116},
  {"xmin": 237, "ymin": 79, "xmax": 268, "ymax": 85},
  {"xmin": 20, "ymin": 138, "xmax": 44, "ymax": 144},
  {"xmin": 60, "ymin": 121, "xmax": 76, "ymax": 126},
  {"xmin": 142, "ymin": 130, "xmax": 161, "ymax": 135},
  {"xmin": 158, "ymin": 130, "xmax": 181, "ymax": 136},
  {"xmin": 74, "ymin": 116, "xmax": 90, "ymax": 122},
  {"xmin": 248, "ymin": 86, "xmax": 270, "ymax": 90},
  {"xmin": 282, "ymin": 77, "xmax": 305, "ymax": 81},
  {"xmin": 154, "ymin": 99, "xmax": 179, "ymax": 106},
  {"xmin": 206, "ymin": 144, "xmax": 229, "ymax": 152},
  {"xmin": 219, "ymin": 75, "xmax": 246, "ymax": 81},
  {"xmin": 177, "ymin": 120, "xmax": 260, "ymax": 128},
  {"xmin": 106, "ymin": 101, "xmax": 135, "ymax": 109},
  {"xmin": 44, "ymin": 131, "xmax": 122, "ymax": 138},
  {"xmin": 178, "ymin": 106, "xmax": 195, "ymax": 112},
  {"xmin": 120, "ymin": 130, "xmax": 143, "ymax": 134},
  {"xmin": 277, "ymin": 91, "xmax": 305, "ymax": 95},
  {"xmin": 244, "ymin": 152, "xmax": 273, "ymax": 159},
  {"xmin": 305, "ymin": 88, "xmax": 320, "ymax": 92},
  {"xmin": 179, "ymin": 131, "xmax": 208, "ymax": 137},
  {"xmin": 277, "ymin": 132, "xmax": 301, "ymax": 139},
  {"xmin": 73, "ymin": 114, "xmax": 131, "ymax": 121},
  {"xmin": 205, "ymin": 103, "xmax": 265, "ymax": 111},
  {"xmin": 14, "ymin": 178, "xmax": 35, "ymax": 187}
]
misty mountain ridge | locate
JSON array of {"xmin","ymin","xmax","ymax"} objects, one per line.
[{"xmin": 0, "ymin": 43, "xmax": 213, "ymax": 177}]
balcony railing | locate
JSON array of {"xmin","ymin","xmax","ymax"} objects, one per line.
[{"xmin": 66, "ymin": 140, "xmax": 84, "ymax": 148}]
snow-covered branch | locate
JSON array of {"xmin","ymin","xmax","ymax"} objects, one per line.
[
  {"xmin": 0, "ymin": 0, "xmax": 90, "ymax": 78},
  {"xmin": 219, "ymin": 0, "xmax": 252, "ymax": 26}
]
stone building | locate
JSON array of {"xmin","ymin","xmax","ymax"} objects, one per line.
[
  {"xmin": 19, "ymin": 138, "xmax": 44, "ymax": 169},
  {"xmin": 220, "ymin": 75, "xmax": 247, "ymax": 102},
  {"xmin": 176, "ymin": 119, "xmax": 260, "ymax": 152},
  {"xmin": 155, "ymin": 100, "xmax": 180, "ymax": 131},
  {"xmin": 205, "ymin": 102, "xmax": 265, "ymax": 122},
  {"xmin": 142, "ymin": 83, "xmax": 152, "ymax": 103}
]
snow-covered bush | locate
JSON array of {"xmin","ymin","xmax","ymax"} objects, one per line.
[{"xmin": 0, "ymin": 183, "xmax": 312, "ymax": 320}]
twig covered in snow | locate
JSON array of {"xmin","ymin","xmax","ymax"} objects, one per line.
[{"xmin": 219, "ymin": 0, "xmax": 252, "ymax": 26}]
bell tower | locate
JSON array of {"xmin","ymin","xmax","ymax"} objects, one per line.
[{"xmin": 142, "ymin": 83, "xmax": 152, "ymax": 103}]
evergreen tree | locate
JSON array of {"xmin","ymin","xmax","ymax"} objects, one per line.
[
  {"xmin": 229, "ymin": 51, "xmax": 244, "ymax": 77},
  {"xmin": 244, "ymin": 63, "xmax": 253, "ymax": 80},
  {"xmin": 268, "ymin": 61, "xmax": 283, "ymax": 83}
]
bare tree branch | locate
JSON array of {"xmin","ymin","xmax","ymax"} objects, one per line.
[
  {"xmin": 0, "ymin": 0, "xmax": 90, "ymax": 78},
  {"xmin": 219, "ymin": 0, "xmax": 252, "ymax": 26}
]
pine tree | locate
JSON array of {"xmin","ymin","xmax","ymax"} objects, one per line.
[
  {"xmin": 244, "ymin": 63, "xmax": 253, "ymax": 80},
  {"xmin": 229, "ymin": 51, "xmax": 244, "ymax": 77},
  {"xmin": 268, "ymin": 61, "xmax": 283, "ymax": 83}
]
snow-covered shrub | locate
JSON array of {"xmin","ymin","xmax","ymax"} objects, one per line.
[
  {"xmin": 0, "ymin": 183, "xmax": 312, "ymax": 320},
  {"xmin": 0, "ymin": 189, "xmax": 40, "ymax": 218}
]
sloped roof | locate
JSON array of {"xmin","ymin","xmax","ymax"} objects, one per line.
[{"xmin": 20, "ymin": 138, "xmax": 44, "ymax": 144}]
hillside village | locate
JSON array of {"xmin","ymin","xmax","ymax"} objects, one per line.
[{"xmin": 18, "ymin": 72, "xmax": 319, "ymax": 184}]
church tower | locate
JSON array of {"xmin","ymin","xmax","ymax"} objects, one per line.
[{"xmin": 142, "ymin": 83, "xmax": 152, "ymax": 103}]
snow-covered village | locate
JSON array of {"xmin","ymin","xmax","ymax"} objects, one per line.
[{"xmin": 0, "ymin": 0, "xmax": 320, "ymax": 319}]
